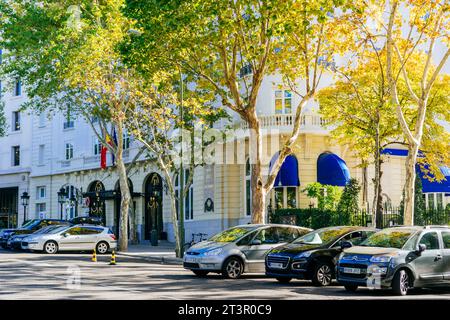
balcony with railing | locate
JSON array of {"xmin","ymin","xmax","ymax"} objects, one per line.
[{"xmin": 235, "ymin": 113, "xmax": 330, "ymax": 134}]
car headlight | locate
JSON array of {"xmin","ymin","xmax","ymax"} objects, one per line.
[
  {"xmin": 203, "ymin": 248, "xmax": 223, "ymax": 256},
  {"xmin": 370, "ymin": 255, "xmax": 393, "ymax": 263},
  {"xmin": 294, "ymin": 251, "xmax": 312, "ymax": 259}
]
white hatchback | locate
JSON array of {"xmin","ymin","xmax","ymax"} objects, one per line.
[{"xmin": 22, "ymin": 225, "xmax": 117, "ymax": 254}]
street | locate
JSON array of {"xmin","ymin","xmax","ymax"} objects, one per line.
[{"xmin": 1, "ymin": 249, "xmax": 450, "ymax": 300}]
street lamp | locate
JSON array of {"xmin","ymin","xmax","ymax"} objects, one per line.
[
  {"xmin": 21, "ymin": 191, "xmax": 30, "ymax": 225},
  {"xmin": 150, "ymin": 188, "xmax": 160, "ymax": 246},
  {"xmin": 57, "ymin": 188, "xmax": 67, "ymax": 220}
]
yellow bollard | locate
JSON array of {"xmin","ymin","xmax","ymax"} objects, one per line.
[
  {"xmin": 92, "ymin": 249, "xmax": 97, "ymax": 262},
  {"xmin": 109, "ymin": 250, "xmax": 116, "ymax": 265}
]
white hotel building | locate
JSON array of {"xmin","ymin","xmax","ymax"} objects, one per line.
[{"xmin": 1, "ymin": 69, "xmax": 449, "ymax": 242}]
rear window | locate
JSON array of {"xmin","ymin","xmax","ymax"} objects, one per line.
[
  {"xmin": 442, "ymin": 232, "xmax": 450, "ymax": 249},
  {"xmin": 81, "ymin": 227, "xmax": 103, "ymax": 235}
]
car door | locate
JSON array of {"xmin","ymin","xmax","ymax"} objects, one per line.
[
  {"xmin": 440, "ymin": 231, "xmax": 450, "ymax": 280},
  {"xmin": 241, "ymin": 227, "xmax": 280, "ymax": 273},
  {"xmin": 79, "ymin": 227, "xmax": 102, "ymax": 250},
  {"xmin": 412, "ymin": 231, "xmax": 444, "ymax": 283},
  {"xmin": 57, "ymin": 227, "xmax": 82, "ymax": 250}
]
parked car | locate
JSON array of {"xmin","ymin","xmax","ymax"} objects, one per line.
[
  {"xmin": 21, "ymin": 225, "xmax": 117, "ymax": 254},
  {"xmin": 183, "ymin": 224, "xmax": 312, "ymax": 279},
  {"xmin": 0, "ymin": 219, "xmax": 70, "ymax": 249},
  {"xmin": 7, "ymin": 225, "xmax": 66, "ymax": 250},
  {"xmin": 265, "ymin": 226, "xmax": 377, "ymax": 286},
  {"xmin": 336, "ymin": 225, "xmax": 450, "ymax": 296},
  {"xmin": 69, "ymin": 216, "xmax": 104, "ymax": 226}
]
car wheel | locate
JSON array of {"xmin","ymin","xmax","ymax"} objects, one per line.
[
  {"xmin": 312, "ymin": 262, "xmax": 334, "ymax": 286},
  {"xmin": 392, "ymin": 270, "xmax": 410, "ymax": 296},
  {"xmin": 96, "ymin": 241, "xmax": 109, "ymax": 254},
  {"xmin": 222, "ymin": 257, "xmax": 244, "ymax": 279},
  {"xmin": 276, "ymin": 277, "xmax": 292, "ymax": 284},
  {"xmin": 344, "ymin": 285, "xmax": 358, "ymax": 292},
  {"xmin": 193, "ymin": 270, "xmax": 209, "ymax": 277},
  {"xmin": 44, "ymin": 241, "xmax": 58, "ymax": 254}
]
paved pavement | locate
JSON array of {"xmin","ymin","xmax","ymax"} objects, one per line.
[
  {"xmin": 1, "ymin": 249, "xmax": 450, "ymax": 300},
  {"xmin": 116, "ymin": 240, "xmax": 182, "ymax": 265}
]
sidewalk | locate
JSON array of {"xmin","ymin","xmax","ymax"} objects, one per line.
[{"xmin": 116, "ymin": 240, "xmax": 183, "ymax": 265}]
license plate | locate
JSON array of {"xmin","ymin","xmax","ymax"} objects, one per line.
[
  {"xmin": 185, "ymin": 256, "xmax": 199, "ymax": 263},
  {"xmin": 344, "ymin": 267, "xmax": 361, "ymax": 274},
  {"xmin": 269, "ymin": 262, "xmax": 284, "ymax": 269}
]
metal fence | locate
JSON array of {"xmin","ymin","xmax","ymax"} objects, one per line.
[{"xmin": 272, "ymin": 206, "xmax": 450, "ymax": 229}]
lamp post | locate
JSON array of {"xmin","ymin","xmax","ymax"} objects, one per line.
[
  {"xmin": 21, "ymin": 191, "xmax": 30, "ymax": 225},
  {"xmin": 150, "ymin": 188, "xmax": 160, "ymax": 246},
  {"xmin": 57, "ymin": 188, "xmax": 67, "ymax": 220}
]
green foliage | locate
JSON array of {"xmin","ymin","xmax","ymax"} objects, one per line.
[
  {"xmin": 336, "ymin": 178, "xmax": 361, "ymax": 225},
  {"xmin": 302, "ymin": 182, "xmax": 342, "ymax": 210}
]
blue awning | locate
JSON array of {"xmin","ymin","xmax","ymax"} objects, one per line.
[
  {"xmin": 417, "ymin": 165, "xmax": 450, "ymax": 193},
  {"xmin": 317, "ymin": 153, "xmax": 351, "ymax": 186},
  {"xmin": 269, "ymin": 153, "xmax": 300, "ymax": 187},
  {"xmin": 381, "ymin": 148, "xmax": 409, "ymax": 156}
]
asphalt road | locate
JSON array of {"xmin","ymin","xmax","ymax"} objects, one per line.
[{"xmin": 1, "ymin": 249, "xmax": 450, "ymax": 300}]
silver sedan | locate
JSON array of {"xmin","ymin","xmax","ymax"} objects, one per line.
[
  {"xmin": 183, "ymin": 224, "xmax": 312, "ymax": 279},
  {"xmin": 21, "ymin": 225, "xmax": 117, "ymax": 254}
]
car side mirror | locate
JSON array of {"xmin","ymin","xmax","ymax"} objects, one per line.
[
  {"xmin": 417, "ymin": 243, "xmax": 426, "ymax": 254},
  {"xmin": 340, "ymin": 241, "xmax": 353, "ymax": 250},
  {"xmin": 62, "ymin": 232, "xmax": 68, "ymax": 237},
  {"xmin": 251, "ymin": 239, "xmax": 262, "ymax": 246}
]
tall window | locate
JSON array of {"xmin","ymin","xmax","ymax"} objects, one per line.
[
  {"xmin": 14, "ymin": 79, "xmax": 22, "ymax": 96},
  {"xmin": 12, "ymin": 146, "xmax": 20, "ymax": 166},
  {"xmin": 274, "ymin": 89, "xmax": 292, "ymax": 114},
  {"xmin": 65, "ymin": 143, "xmax": 74, "ymax": 160},
  {"xmin": 36, "ymin": 186, "xmax": 46, "ymax": 200},
  {"xmin": 93, "ymin": 139, "xmax": 102, "ymax": 156},
  {"xmin": 123, "ymin": 132, "xmax": 130, "ymax": 150},
  {"xmin": 38, "ymin": 113, "xmax": 46, "ymax": 127},
  {"xmin": 38, "ymin": 144, "xmax": 45, "ymax": 165},
  {"xmin": 245, "ymin": 158, "xmax": 252, "ymax": 216},
  {"xmin": 174, "ymin": 170, "xmax": 194, "ymax": 220},
  {"xmin": 12, "ymin": 111, "xmax": 20, "ymax": 131}
]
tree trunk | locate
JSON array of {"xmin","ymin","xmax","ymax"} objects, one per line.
[
  {"xmin": 116, "ymin": 124, "xmax": 131, "ymax": 251},
  {"xmin": 248, "ymin": 112, "xmax": 265, "ymax": 224},
  {"xmin": 403, "ymin": 144, "xmax": 419, "ymax": 226},
  {"xmin": 373, "ymin": 127, "xmax": 384, "ymax": 229}
]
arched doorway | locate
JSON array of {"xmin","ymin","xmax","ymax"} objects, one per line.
[
  {"xmin": 87, "ymin": 181, "xmax": 106, "ymax": 225},
  {"xmin": 144, "ymin": 173, "xmax": 163, "ymax": 241},
  {"xmin": 114, "ymin": 179, "xmax": 133, "ymax": 239}
]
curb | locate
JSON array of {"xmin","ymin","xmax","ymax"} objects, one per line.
[{"xmin": 116, "ymin": 252, "xmax": 183, "ymax": 265}]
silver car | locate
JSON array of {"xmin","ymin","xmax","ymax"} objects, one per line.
[
  {"xmin": 21, "ymin": 225, "xmax": 117, "ymax": 254},
  {"xmin": 183, "ymin": 224, "xmax": 312, "ymax": 279}
]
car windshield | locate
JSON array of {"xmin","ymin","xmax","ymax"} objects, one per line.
[
  {"xmin": 22, "ymin": 219, "xmax": 39, "ymax": 229},
  {"xmin": 50, "ymin": 226, "xmax": 70, "ymax": 234},
  {"xmin": 292, "ymin": 227, "xmax": 357, "ymax": 246},
  {"xmin": 360, "ymin": 228, "xmax": 418, "ymax": 249},
  {"xmin": 209, "ymin": 226, "xmax": 256, "ymax": 243}
]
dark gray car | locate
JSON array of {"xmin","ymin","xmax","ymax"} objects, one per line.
[
  {"xmin": 183, "ymin": 224, "xmax": 312, "ymax": 279},
  {"xmin": 336, "ymin": 225, "xmax": 450, "ymax": 295}
]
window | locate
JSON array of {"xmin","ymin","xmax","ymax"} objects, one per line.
[
  {"xmin": 38, "ymin": 144, "xmax": 45, "ymax": 165},
  {"xmin": 65, "ymin": 143, "xmax": 74, "ymax": 160},
  {"xmin": 436, "ymin": 193, "xmax": 443, "ymax": 209},
  {"xmin": 442, "ymin": 232, "xmax": 450, "ymax": 249},
  {"xmin": 274, "ymin": 187, "xmax": 297, "ymax": 209},
  {"xmin": 12, "ymin": 111, "xmax": 20, "ymax": 131},
  {"xmin": 253, "ymin": 227, "xmax": 279, "ymax": 244},
  {"xmin": 12, "ymin": 146, "xmax": 20, "ymax": 166},
  {"xmin": 274, "ymin": 89, "xmax": 292, "ymax": 114},
  {"xmin": 427, "ymin": 194, "xmax": 435, "ymax": 210},
  {"xmin": 123, "ymin": 132, "xmax": 130, "ymax": 150},
  {"xmin": 93, "ymin": 139, "xmax": 102, "ymax": 156},
  {"xmin": 67, "ymin": 227, "xmax": 82, "ymax": 235},
  {"xmin": 14, "ymin": 79, "xmax": 22, "ymax": 96},
  {"xmin": 174, "ymin": 170, "xmax": 194, "ymax": 220},
  {"xmin": 63, "ymin": 120, "xmax": 74, "ymax": 129},
  {"xmin": 36, "ymin": 203, "xmax": 46, "ymax": 214},
  {"xmin": 36, "ymin": 186, "xmax": 46, "ymax": 200},
  {"xmin": 245, "ymin": 159, "xmax": 252, "ymax": 216},
  {"xmin": 277, "ymin": 227, "xmax": 302, "ymax": 243},
  {"xmin": 419, "ymin": 232, "xmax": 440, "ymax": 250}
]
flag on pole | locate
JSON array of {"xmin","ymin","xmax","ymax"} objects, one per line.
[{"xmin": 100, "ymin": 143, "xmax": 107, "ymax": 169}]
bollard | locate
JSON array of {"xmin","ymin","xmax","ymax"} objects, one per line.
[
  {"xmin": 109, "ymin": 250, "xmax": 116, "ymax": 265},
  {"xmin": 91, "ymin": 249, "xmax": 97, "ymax": 262}
]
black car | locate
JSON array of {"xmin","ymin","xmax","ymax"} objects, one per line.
[
  {"xmin": 69, "ymin": 216, "xmax": 104, "ymax": 226},
  {"xmin": 265, "ymin": 226, "xmax": 378, "ymax": 286},
  {"xmin": 0, "ymin": 219, "xmax": 70, "ymax": 249}
]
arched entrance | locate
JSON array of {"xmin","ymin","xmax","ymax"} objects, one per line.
[
  {"xmin": 87, "ymin": 181, "xmax": 106, "ymax": 225},
  {"xmin": 144, "ymin": 173, "xmax": 163, "ymax": 241},
  {"xmin": 114, "ymin": 179, "xmax": 134, "ymax": 240}
]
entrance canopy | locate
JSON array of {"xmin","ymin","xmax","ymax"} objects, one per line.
[
  {"xmin": 417, "ymin": 165, "xmax": 450, "ymax": 193},
  {"xmin": 268, "ymin": 153, "xmax": 300, "ymax": 187},
  {"xmin": 317, "ymin": 153, "xmax": 351, "ymax": 187}
]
